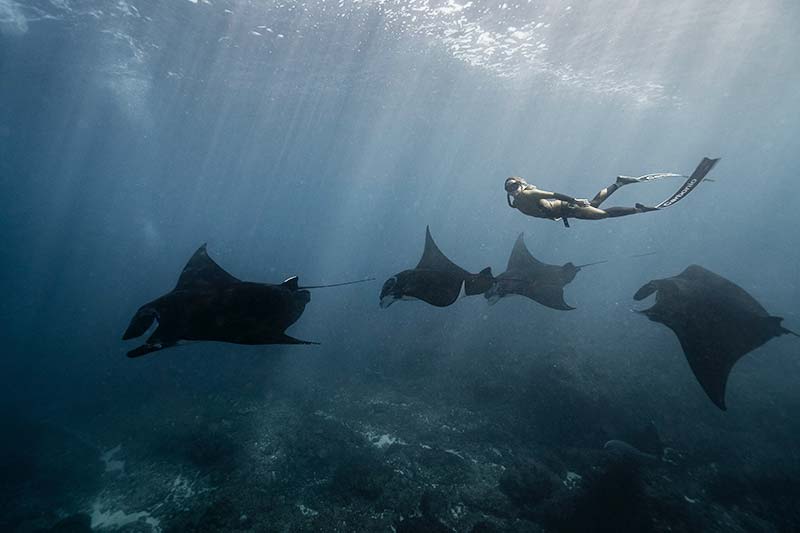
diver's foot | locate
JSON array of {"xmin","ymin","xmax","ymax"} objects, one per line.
[
  {"xmin": 635, "ymin": 202, "xmax": 659, "ymax": 213},
  {"xmin": 616, "ymin": 175, "xmax": 641, "ymax": 186}
]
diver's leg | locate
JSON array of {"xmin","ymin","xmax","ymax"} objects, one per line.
[
  {"xmin": 604, "ymin": 204, "xmax": 658, "ymax": 217},
  {"xmin": 570, "ymin": 206, "xmax": 609, "ymax": 220},
  {"xmin": 603, "ymin": 206, "xmax": 638, "ymax": 217},
  {"xmin": 571, "ymin": 204, "xmax": 656, "ymax": 219},
  {"xmin": 590, "ymin": 176, "xmax": 643, "ymax": 207},
  {"xmin": 590, "ymin": 183, "xmax": 620, "ymax": 207}
]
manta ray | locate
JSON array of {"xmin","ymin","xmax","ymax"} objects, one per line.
[
  {"xmin": 484, "ymin": 233, "xmax": 604, "ymax": 310},
  {"xmin": 634, "ymin": 265, "xmax": 798, "ymax": 410},
  {"xmin": 380, "ymin": 226, "xmax": 493, "ymax": 308},
  {"xmin": 123, "ymin": 244, "xmax": 318, "ymax": 357}
]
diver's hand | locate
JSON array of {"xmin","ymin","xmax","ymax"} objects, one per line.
[{"xmin": 574, "ymin": 198, "xmax": 591, "ymax": 207}]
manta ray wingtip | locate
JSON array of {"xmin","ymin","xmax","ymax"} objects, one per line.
[
  {"xmin": 126, "ymin": 343, "xmax": 166, "ymax": 358},
  {"xmin": 280, "ymin": 333, "xmax": 319, "ymax": 345},
  {"xmin": 709, "ymin": 394, "xmax": 728, "ymax": 411}
]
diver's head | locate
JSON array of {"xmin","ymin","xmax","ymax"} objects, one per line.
[{"xmin": 505, "ymin": 176, "xmax": 527, "ymax": 195}]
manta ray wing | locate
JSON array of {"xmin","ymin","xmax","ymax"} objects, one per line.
[
  {"xmin": 175, "ymin": 244, "xmax": 241, "ymax": 290},
  {"xmin": 522, "ymin": 281, "xmax": 576, "ymax": 311},
  {"xmin": 416, "ymin": 226, "xmax": 468, "ymax": 275},
  {"xmin": 413, "ymin": 275, "xmax": 465, "ymax": 307},
  {"xmin": 507, "ymin": 233, "xmax": 546, "ymax": 272}
]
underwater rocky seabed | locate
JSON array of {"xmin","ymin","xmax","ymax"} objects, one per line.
[{"xmin": 3, "ymin": 325, "xmax": 800, "ymax": 533}]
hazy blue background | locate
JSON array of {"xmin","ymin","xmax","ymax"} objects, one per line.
[{"xmin": 1, "ymin": 0, "xmax": 798, "ymax": 431}]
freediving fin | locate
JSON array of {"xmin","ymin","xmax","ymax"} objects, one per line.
[{"xmin": 654, "ymin": 157, "xmax": 719, "ymax": 209}]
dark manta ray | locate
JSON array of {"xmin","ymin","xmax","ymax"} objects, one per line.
[
  {"xmin": 123, "ymin": 244, "xmax": 318, "ymax": 357},
  {"xmin": 484, "ymin": 233, "xmax": 603, "ymax": 310},
  {"xmin": 380, "ymin": 226, "xmax": 493, "ymax": 308},
  {"xmin": 634, "ymin": 265, "xmax": 798, "ymax": 410}
]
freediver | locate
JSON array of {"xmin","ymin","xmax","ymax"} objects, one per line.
[
  {"xmin": 504, "ymin": 157, "xmax": 719, "ymax": 227},
  {"xmin": 504, "ymin": 175, "xmax": 657, "ymax": 227}
]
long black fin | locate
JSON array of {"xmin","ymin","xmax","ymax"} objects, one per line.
[{"xmin": 654, "ymin": 157, "xmax": 719, "ymax": 209}]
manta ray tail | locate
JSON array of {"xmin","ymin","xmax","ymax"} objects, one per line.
[
  {"xmin": 298, "ymin": 278, "xmax": 375, "ymax": 289},
  {"xmin": 464, "ymin": 267, "xmax": 494, "ymax": 296},
  {"xmin": 575, "ymin": 259, "xmax": 609, "ymax": 269}
]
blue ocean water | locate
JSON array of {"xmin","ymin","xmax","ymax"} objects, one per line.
[{"xmin": 1, "ymin": 1, "xmax": 799, "ymax": 531}]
